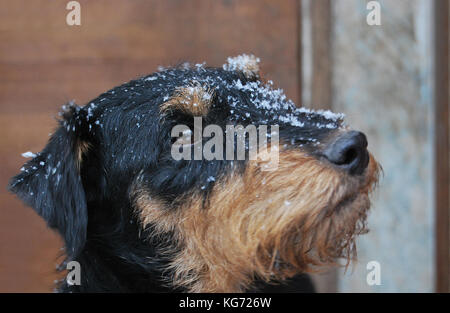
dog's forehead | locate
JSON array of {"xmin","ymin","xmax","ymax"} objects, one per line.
[
  {"xmin": 81, "ymin": 65, "xmax": 344, "ymax": 131},
  {"xmin": 153, "ymin": 67, "xmax": 344, "ymax": 126}
]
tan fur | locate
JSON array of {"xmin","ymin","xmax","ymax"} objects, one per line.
[
  {"xmin": 237, "ymin": 58, "xmax": 260, "ymax": 79},
  {"xmin": 75, "ymin": 140, "xmax": 90, "ymax": 170},
  {"xmin": 224, "ymin": 54, "xmax": 261, "ymax": 79},
  {"xmin": 133, "ymin": 149, "xmax": 380, "ymax": 292},
  {"xmin": 160, "ymin": 85, "xmax": 213, "ymax": 116},
  {"xmin": 59, "ymin": 101, "xmax": 90, "ymax": 170}
]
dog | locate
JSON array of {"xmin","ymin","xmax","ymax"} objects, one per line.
[{"xmin": 9, "ymin": 54, "xmax": 379, "ymax": 292}]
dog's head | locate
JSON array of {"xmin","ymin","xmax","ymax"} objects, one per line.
[{"xmin": 9, "ymin": 55, "xmax": 379, "ymax": 291}]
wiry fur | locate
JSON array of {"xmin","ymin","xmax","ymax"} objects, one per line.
[
  {"xmin": 135, "ymin": 149, "xmax": 379, "ymax": 292},
  {"xmin": 161, "ymin": 85, "xmax": 214, "ymax": 116}
]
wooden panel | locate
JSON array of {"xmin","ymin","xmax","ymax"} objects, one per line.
[
  {"xmin": 434, "ymin": 0, "xmax": 449, "ymax": 293},
  {"xmin": 307, "ymin": 0, "xmax": 337, "ymax": 293},
  {"xmin": 0, "ymin": 0, "xmax": 300, "ymax": 114},
  {"xmin": 0, "ymin": 0, "xmax": 300, "ymax": 292},
  {"xmin": 310, "ymin": 0, "xmax": 332, "ymax": 109}
]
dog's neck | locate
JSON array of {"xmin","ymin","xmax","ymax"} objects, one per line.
[
  {"xmin": 59, "ymin": 240, "xmax": 176, "ymax": 292},
  {"xmin": 57, "ymin": 198, "xmax": 177, "ymax": 292},
  {"xmin": 58, "ymin": 201, "xmax": 316, "ymax": 293}
]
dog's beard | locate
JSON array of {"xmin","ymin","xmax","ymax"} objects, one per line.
[
  {"xmin": 251, "ymin": 155, "xmax": 380, "ymax": 282},
  {"xmin": 246, "ymin": 192, "xmax": 371, "ymax": 285},
  {"xmin": 133, "ymin": 151, "xmax": 380, "ymax": 292}
]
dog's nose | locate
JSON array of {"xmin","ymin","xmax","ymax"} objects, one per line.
[{"xmin": 323, "ymin": 131, "xmax": 369, "ymax": 175}]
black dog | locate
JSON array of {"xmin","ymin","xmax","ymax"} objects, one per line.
[{"xmin": 9, "ymin": 55, "xmax": 379, "ymax": 292}]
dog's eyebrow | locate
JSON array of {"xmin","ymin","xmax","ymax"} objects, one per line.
[{"xmin": 160, "ymin": 85, "xmax": 213, "ymax": 116}]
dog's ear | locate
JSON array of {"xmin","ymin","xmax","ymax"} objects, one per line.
[{"xmin": 8, "ymin": 103, "xmax": 90, "ymax": 258}]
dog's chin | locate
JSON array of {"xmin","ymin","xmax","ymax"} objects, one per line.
[
  {"xmin": 269, "ymin": 193, "xmax": 372, "ymax": 280},
  {"xmin": 320, "ymin": 155, "xmax": 380, "ymax": 247},
  {"xmin": 272, "ymin": 161, "xmax": 380, "ymax": 279}
]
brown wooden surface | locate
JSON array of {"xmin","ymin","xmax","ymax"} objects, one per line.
[
  {"xmin": 308, "ymin": 0, "xmax": 337, "ymax": 293},
  {"xmin": 0, "ymin": 0, "xmax": 300, "ymax": 292},
  {"xmin": 434, "ymin": 0, "xmax": 450, "ymax": 293},
  {"xmin": 310, "ymin": 0, "xmax": 332, "ymax": 110}
]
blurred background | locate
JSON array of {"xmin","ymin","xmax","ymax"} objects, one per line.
[{"xmin": 0, "ymin": 0, "xmax": 448, "ymax": 292}]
